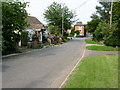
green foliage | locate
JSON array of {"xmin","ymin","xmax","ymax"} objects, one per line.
[
  {"xmin": 70, "ymin": 28, "xmax": 75, "ymax": 36},
  {"xmin": 85, "ymin": 39, "xmax": 103, "ymax": 44},
  {"xmin": 86, "ymin": 2, "xmax": 120, "ymax": 47},
  {"xmin": 86, "ymin": 18, "xmax": 100, "ymax": 34},
  {"xmin": 48, "ymin": 24, "xmax": 61, "ymax": 36},
  {"xmin": 90, "ymin": 13, "xmax": 99, "ymax": 19},
  {"xmin": 21, "ymin": 30, "xmax": 29, "ymax": 46},
  {"xmin": 62, "ymin": 36, "xmax": 69, "ymax": 42},
  {"xmin": 86, "ymin": 45, "xmax": 119, "ymax": 51},
  {"xmin": 104, "ymin": 24, "xmax": 120, "ymax": 47},
  {"xmin": 93, "ymin": 21, "xmax": 109, "ymax": 42},
  {"xmin": 74, "ymin": 30, "xmax": 80, "ymax": 35},
  {"xmin": 44, "ymin": 2, "xmax": 74, "ymax": 33},
  {"xmin": 76, "ymin": 35, "xmax": 84, "ymax": 37},
  {"xmin": 63, "ymin": 31, "xmax": 68, "ymax": 36},
  {"xmin": 112, "ymin": 1, "xmax": 120, "ymax": 28},
  {"xmin": 2, "ymin": 1, "xmax": 29, "ymax": 55},
  {"xmin": 93, "ymin": 21, "xmax": 120, "ymax": 47},
  {"xmin": 96, "ymin": 2, "xmax": 111, "ymax": 22}
]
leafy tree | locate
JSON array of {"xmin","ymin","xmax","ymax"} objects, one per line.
[
  {"xmin": 2, "ymin": 1, "xmax": 29, "ymax": 55},
  {"xmin": 93, "ymin": 21, "xmax": 107, "ymax": 42},
  {"xmin": 112, "ymin": 1, "xmax": 120, "ymax": 28},
  {"xmin": 104, "ymin": 23, "xmax": 120, "ymax": 47},
  {"xmin": 44, "ymin": 2, "xmax": 75, "ymax": 34},
  {"xmin": 96, "ymin": 2, "xmax": 111, "ymax": 22},
  {"xmin": 47, "ymin": 24, "xmax": 61, "ymax": 35},
  {"xmin": 111, "ymin": 1, "xmax": 120, "ymax": 47},
  {"xmin": 86, "ymin": 18, "xmax": 100, "ymax": 34},
  {"xmin": 90, "ymin": 13, "xmax": 99, "ymax": 19}
]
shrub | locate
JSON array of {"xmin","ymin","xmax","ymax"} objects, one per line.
[
  {"xmin": 93, "ymin": 21, "xmax": 120, "ymax": 47},
  {"xmin": 63, "ymin": 31, "xmax": 69, "ymax": 36},
  {"xmin": 104, "ymin": 24, "xmax": 120, "ymax": 47},
  {"xmin": 70, "ymin": 28, "xmax": 75, "ymax": 36},
  {"xmin": 21, "ymin": 30, "xmax": 29, "ymax": 46},
  {"xmin": 74, "ymin": 30, "xmax": 80, "ymax": 35},
  {"xmin": 76, "ymin": 35, "xmax": 84, "ymax": 37},
  {"xmin": 54, "ymin": 36, "xmax": 60, "ymax": 44},
  {"xmin": 93, "ymin": 21, "xmax": 105, "ymax": 42},
  {"xmin": 62, "ymin": 36, "xmax": 69, "ymax": 42}
]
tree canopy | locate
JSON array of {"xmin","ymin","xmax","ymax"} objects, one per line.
[
  {"xmin": 2, "ymin": 1, "xmax": 29, "ymax": 55},
  {"xmin": 86, "ymin": 1, "xmax": 120, "ymax": 47},
  {"xmin": 43, "ymin": 2, "xmax": 75, "ymax": 33}
]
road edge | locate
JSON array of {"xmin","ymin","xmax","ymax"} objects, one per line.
[{"xmin": 59, "ymin": 49, "xmax": 86, "ymax": 88}]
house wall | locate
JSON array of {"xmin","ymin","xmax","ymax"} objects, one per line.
[
  {"xmin": 74, "ymin": 25, "xmax": 84, "ymax": 36},
  {"xmin": 26, "ymin": 29, "xmax": 35, "ymax": 41}
]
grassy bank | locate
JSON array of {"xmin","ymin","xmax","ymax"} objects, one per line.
[
  {"xmin": 63, "ymin": 55, "xmax": 118, "ymax": 88},
  {"xmin": 85, "ymin": 39, "xmax": 103, "ymax": 44},
  {"xmin": 86, "ymin": 45, "xmax": 119, "ymax": 51}
]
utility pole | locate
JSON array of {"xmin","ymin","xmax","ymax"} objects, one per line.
[
  {"xmin": 110, "ymin": 0, "xmax": 113, "ymax": 29},
  {"xmin": 62, "ymin": 8, "xmax": 64, "ymax": 36}
]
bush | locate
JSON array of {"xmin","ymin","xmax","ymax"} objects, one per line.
[
  {"xmin": 93, "ymin": 21, "xmax": 120, "ymax": 47},
  {"xmin": 2, "ymin": 32, "xmax": 21, "ymax": 55},
  {"xmin": 76, "ymin": 35, "xmax": 84, "ymax": 37},
  {"xmin": 63, "ymin": 31, "xmax": 69, "ymax": 36},
  {"xmin": 62, "ymin": 36, "xmax": 70, "ymax": 42},
  {"xmin": 74, "ymin": 30, "xmax": 80, "ymax": 36},
  {"xmin": 104, "ymin": 24, "xmax": 120, "ymax": 47},
  {"xmin": 93, "ymin": 21, "xmax": 105, "ymax": 42},
  {"xmin": 70, "ymin": 28, "xmax": 75, "ymax": 36},
  {"xmin": 21, "ymin": 30, "xmax": 29, "ymax": 46},
  {"xmin": 54, "ymin": 36, "xmax": 60, "ymax": 44}
]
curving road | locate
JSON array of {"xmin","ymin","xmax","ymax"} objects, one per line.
[{"xmin": 2, "ymin": 38, "xmax": 85, "ymax": 88}]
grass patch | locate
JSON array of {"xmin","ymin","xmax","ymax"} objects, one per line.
[
  {"xmin": 85, "ymin": 39, "xmax": 103, "ymax": 44},
  {"xmin": 86, "ymin": 45, "xmax": 119, "ymax": 51},
  {"xmin": 63, "ymin": 55, "xmax": 118, "ymax": 88}
]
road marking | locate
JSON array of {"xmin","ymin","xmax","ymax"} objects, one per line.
[{"xmin": 59, "ymin": 49, "xmax": 86, "ymax": 88}]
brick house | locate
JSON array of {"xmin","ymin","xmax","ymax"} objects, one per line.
[{"xmin": 74, "ymin": 22, "xmax": 85, "ymax": 36}]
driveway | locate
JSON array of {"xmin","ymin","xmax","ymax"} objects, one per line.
[{"xmin": 2, "ymin": 38, "xmax": 85, "ymax": 88}]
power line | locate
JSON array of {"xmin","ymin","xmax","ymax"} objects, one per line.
[
  {"xmin": 73, "ymin": 0, "xmax": 90, "ymax": 23},
  {"xmin": 75, "ymin": 0, "xmax": 90, "ymax": 10}
]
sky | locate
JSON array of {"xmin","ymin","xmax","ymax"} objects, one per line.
[{"xmin": 24, "ymin": 0, "xmax": 100, "ymax": 25}]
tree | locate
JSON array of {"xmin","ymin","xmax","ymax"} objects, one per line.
[
  {"xmin": 112, "ymin": 1, "xmax": 120, "ymax": 28},
  {"xmin": 86, "ymin": 18, "xmax": 100, "ymax": 34},
  {"xmin": 90, "ymin": 13, "xmax": 99, "ymax": 19},
  {"xmin": 2, "ymin": 1, "xmax": 29, "ymax": 55},
  {"xmin": 96, "ymin": 2, "xmax": 111, "ymax": 22},
  {"xmin": 43, "ymin": 2, "xmax": 75, "ymax": 34},
  {"xmin": 47, "ymin": 24, "xmax": 61, "ymax": 35}
]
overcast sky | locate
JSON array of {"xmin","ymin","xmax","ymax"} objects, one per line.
[{"xmin": 24, "ymin": 0, "xmax": 100, "ymax": 25}]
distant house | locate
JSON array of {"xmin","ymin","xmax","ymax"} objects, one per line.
[
  {"xmin": 25, "ymin": 16, "xmax": 44, "ymax": 42},
  {"xmin": 74, "ymin": 22, "xmax": 85, "ymax": 36},
  {"xmin": 67, "ymin": 29, "xmax": 71, "ymax": 35}
]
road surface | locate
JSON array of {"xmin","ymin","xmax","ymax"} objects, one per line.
[{"xmin": 2, "ymin": 38, "xmax": 85, "ymax": 88}]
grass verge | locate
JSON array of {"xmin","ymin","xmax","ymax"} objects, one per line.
[
  {"xmin": 63, "ymin": 55, "xmax": 118, "ymax": 88},
  {"xmin": 86, "ymin": 45, "xmax": 119, "ymax": 51},
  {"xmin": 85, "ymin": 39, "xmax": 103, "ymax": 44}
]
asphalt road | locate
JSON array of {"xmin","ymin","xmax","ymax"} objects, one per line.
[{"xmin": 2, "ymin": 38, "xmax": 85, "ymax": 88}]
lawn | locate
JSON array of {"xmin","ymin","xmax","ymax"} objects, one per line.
[
  {"xmin": 86, "ymin": 45, "xmax": 119, "ymax": 51},
  {"xmin": 63, "ymin": 55, "xmax": 118, "ymax": 88},
  {"xmin": 85, "ymin": 39, "xmax": 103, "ymax": 44}
]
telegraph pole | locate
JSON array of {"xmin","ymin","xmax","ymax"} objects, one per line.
[
  {"xmin": 62, "ymin": 8, "xmax": 64, "ymax": 36},
  {"xmin": 110, "ymin": 0, "xmax": 113, "ymax": 29}
]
